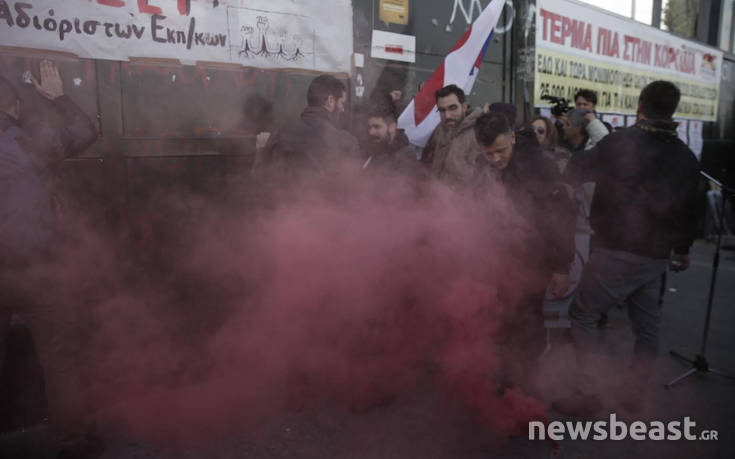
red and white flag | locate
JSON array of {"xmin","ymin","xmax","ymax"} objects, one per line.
[{"xmin": 397, "ymin": 0, "xmax": 506, "ymax": 148}]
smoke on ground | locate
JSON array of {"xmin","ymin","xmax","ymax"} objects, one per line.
[{"xmin": 24, "ymin": 160, "xmax": 549, "ymax": 446}]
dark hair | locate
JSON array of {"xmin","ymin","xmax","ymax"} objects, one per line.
[
  {"xmin": 474, "ymin": 112, "xmax": 512, "ymax": 146},
  {"xmin": 487, "ymin": 102, "xmax": 517, "ymax": 127},
  {"xmin": 0, "ymin": 76, "xmax": 19, "ymax": 113},
  {"xmin": 574, "ymin": 89, "xmax": 597, "ymax": 105},
  {"xmin": 244, "ymin": 93, "xmax": 273, "ymax": 132},
  {"xmin": 639, "ymin": 80, "xmax": 680, "ymax": 120},
  {"xmin": 525, "ymin": 115, "xmax": 558, "ymax": 148},
  {"xmin": 307, "ymin": 75, "xmax": 346, "ymax": 107},
  {"xmin": 367, "ymin": 102, "xmax": 397, "ymax": 125},
  {"xmin": 435, "ymin": 84, "xmax": 466, "ymax": 104}
]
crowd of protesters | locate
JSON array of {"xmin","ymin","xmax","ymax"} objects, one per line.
[
  {"xmin": 0, "ymin": 61, "xmax": 701, "ymax": 456},
  {"xmin": 252, "ymin": 75, "xmax": 701, "ymax": 411}
]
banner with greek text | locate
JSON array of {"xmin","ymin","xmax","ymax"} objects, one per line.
[
  {"xmin": 0, "ymin": 0, "xmax": 353, "ymax": 73},
  {"xmin": 534, "ymin": 0, "xmax": 723, "ymax": 121}
]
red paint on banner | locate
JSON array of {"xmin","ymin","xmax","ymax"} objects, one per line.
[
  {"xmin": 137, "ymin": 0, "xmax": 163, "ymax": 15},
  {"xmin": 97, "ymin": 0, "xmax": 125, "ymax": 7}
]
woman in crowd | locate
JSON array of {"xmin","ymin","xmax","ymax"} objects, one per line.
[{"xmin": 524, "ymin": 116, "xmax": 570, "ymax": 174}]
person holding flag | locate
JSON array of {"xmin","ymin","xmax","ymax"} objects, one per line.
[
  {"xmin": 420, "ymin": 84, "xmax": 484, "ymax": 187},
  {"xmin": 397, "ymin": 0, "xmax": 506, "ymax": 182}
]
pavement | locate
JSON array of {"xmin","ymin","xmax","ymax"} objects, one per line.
[
  {"xmin": 92, "ymin": 240, "xmax": 734, "ymax": 459},
  {"xmin": 3, "ymin": 241, "xmax": 734, "ymax": 459}
]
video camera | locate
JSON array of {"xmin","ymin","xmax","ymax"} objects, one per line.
[{"xmin": 541, "ymin": 95, "xmax": 572, "ymax": 117}]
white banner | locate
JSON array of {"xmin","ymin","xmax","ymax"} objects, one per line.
[
  {"xmin": 535, "ymin": 0, "xmax": 724, "ymax": 121},
  {"xmin": 0, "ymin": 0, "xmax": 353, "ymax": 73}
]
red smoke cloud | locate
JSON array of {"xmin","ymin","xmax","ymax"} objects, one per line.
[{"xmin": 24, "ymin": 161, "xmax": 548, "ymax": 447}]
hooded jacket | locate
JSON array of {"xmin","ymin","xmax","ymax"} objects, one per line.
[{"xmin": 565, "ymin": 119, "xmax": 700, "ymax": 257}]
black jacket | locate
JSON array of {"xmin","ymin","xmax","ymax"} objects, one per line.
[
  {"xmin": 565, "ymin": 119, "xmax": 700, "ymax": 258},
  {"xmin": 256, "ymin": 106, "xmax": 360, "ymax": 174},
  {"xmin": 0, "ymin": 95, "xmax": 96, "ymax": 265},
  {"xmin": 0, "ymin": 95, "xmax": 96, "ymax": 171},
  {"xmin": 477, "ymin": 130, "xmax": 576, "ymax": 275},
  {"xmin": 361, "ymin": 130, "xmax": 427, "ymax": 178}
]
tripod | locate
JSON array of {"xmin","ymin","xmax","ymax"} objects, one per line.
[{"xmin": 665, "ymin": 171, "xmax": 735, "ymax": 389}]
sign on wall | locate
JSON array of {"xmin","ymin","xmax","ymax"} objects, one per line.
[
  {"xmin": 0, "ymin": 0, "xmax": 353, "ymax": 73},
  {"xmin": 380, "ymin": 0, "xmax": 409, "ymax": 26},
  {"xmin": 534, "ymin": 0, "xmax": 723, "ymax": 121},
  {"xmin": 371, "ymin": 30, "xmax": 416, "ymax": 63}
]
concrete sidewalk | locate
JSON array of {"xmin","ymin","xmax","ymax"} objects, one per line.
[{"xmin": 534, "ymin": 240, "xmax": 735, "ymax": 458}]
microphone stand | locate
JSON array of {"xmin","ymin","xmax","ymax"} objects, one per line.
[{"xmin": 665, "ymin": 171, "xmax": 735, "ymax": 388}]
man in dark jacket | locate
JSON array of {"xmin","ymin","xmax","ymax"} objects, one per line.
[
  {"xmin": 558, "ymin": 80, "xmax": 700, "ymax": 415},
  {"xmin": 473, "ymin": 112, "xmax": 576, "ymax": 389},
  {"xmin": 0, "ymin": 60, "xmax": 98, "ymax": 453},
  {"xmin": 361, "ymin": 103, "xmax": 424, "ymax": 178},
  {"xmin": 0, "ymin": 61, "xmax": 97, "ymax": 263},
  {"xmin": 255, "ymin": 74, "xmax": 360, "ymax": 174}
]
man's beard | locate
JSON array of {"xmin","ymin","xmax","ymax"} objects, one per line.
[
  {"xmin": 443, "ymin": 117, "xmax": 461, "ymax": 128},
  {"xmin": 368, "ymin": 136, "xmax": 391, "ymax": 154}
]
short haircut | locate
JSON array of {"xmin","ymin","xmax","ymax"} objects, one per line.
[
  {"xmin": 487, "ymin": 102, "xmax": 517, "ymax": 127},
  {"xmin": 0, "ymin": 76, "xmax": 19, "ymax": 112},
  {"xmin": 307, "ymin": 75, "xmax": 346, "ymax": 107},
  {"xmin": 474, "ymin": 112, "xmax": 512, "ymax": 146},
  {"xmin": 574, "ymin": 89, "xmax": 597, "ymax": 105},
  {"xmin": 567, "ymin": 109, "xmax": 591, "ymax": 127},
  {"xmin": 367, "ymin": 102, "xmax": 397, "ymax": 125},
  {"xmin": 639, "ymin": 80, "xmax": 680, "ymax": 119},
  {"xmin": 435, "ymin": 84, "xmax": 466, "ymax": 104}
]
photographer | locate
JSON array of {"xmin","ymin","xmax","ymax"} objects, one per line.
[{"xmin": 558, "ymin": 108, "xmax": 609, "ymax": 154}]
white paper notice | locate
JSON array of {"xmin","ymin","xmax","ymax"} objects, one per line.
[
  {"xmin": 602, "ymin": 114, "xmax": 625, "ymax": 129},
  {"xmin": 675, "ymin": 119, "xmax": 688, "ymax": 144},
  {"xmin": 688, "ymin": 120, "xmax": 704, "ymax": 159}
]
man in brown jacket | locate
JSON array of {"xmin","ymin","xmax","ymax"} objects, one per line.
[{"xmin": 421, "ymin": 85, "xmax": 483, "ymax": 187}]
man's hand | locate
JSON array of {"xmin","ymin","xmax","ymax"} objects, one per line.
[
  {"xmin": 31, "ymin": 60, "xmax": 64, "ymax": 100},
  {"xmin": 670, "ymin": 253, "xmax": 690, "ymax": 272},
  {"xmin": 548, "ymin": 273, "xmax": 571, "ymax": 299},
  {"xmin": 584, "ymin": 112, "xmax": 596, "ymax": 122}
]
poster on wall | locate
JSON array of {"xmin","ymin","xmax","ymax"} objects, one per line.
[
  {"xmin": 675, "ymin": 119, "xmax": 689, "ymax": 144},
  {"xmin": 371, "ymin": 30, "xmax": 416, "ymax": 63},
  {"xmin": 534, "ymin": 0, "xmax": 723, "ymax": 121},
  {"xmin": 688, "ymin": 120, "xmax": 704, "ymax": 158},
  {"xmin": 380, "ymin": 0, "xmax": 410, "ymax": 26},
  {"xmin": 602, "ymin": 113, "xmax": 625, "ymax": 129},
  {"xmin": 0, "ymin": 0, "xmax": 354, "ymax": 73}
]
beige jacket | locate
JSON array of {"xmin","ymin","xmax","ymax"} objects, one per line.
[{"xmin": 422, "ymin": 108, "xmax": 483, "ymax": 186}]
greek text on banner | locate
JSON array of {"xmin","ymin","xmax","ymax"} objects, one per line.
[
  {"xmin": 534, "ymin": 0, "xmax": 722, "ymax": 121},
  {"xmin": 0, "ymin": 0, "xmax": 353, "ymax": 73}
]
